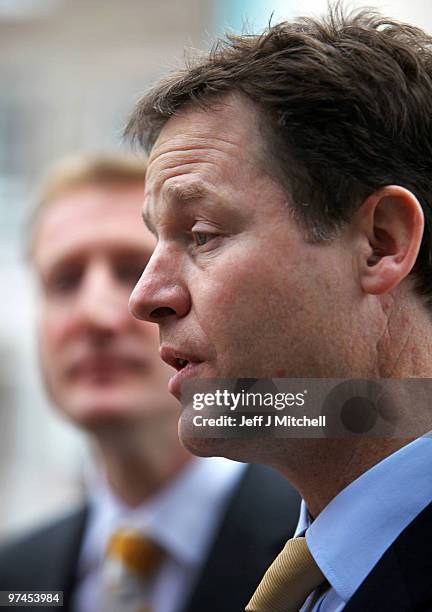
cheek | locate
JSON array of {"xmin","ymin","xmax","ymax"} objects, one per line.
[
  {"xmin": 38, "ymin": 308, "xmax": 70, "ymax": 355},
  {"xmin": 192, "ymin": 250, "xmax": 320, "ymax": 373},
  {"xmin": 195, "ymin": 255, "xmax": 285, "ymax": 342}
]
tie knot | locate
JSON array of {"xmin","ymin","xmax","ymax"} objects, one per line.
[
  {"xmin": 246, "ymin": 537, "xmax": 325, "ymax": 612},
  {"xmin": 106, "ymin": 528, "xmax": 163, "ymax": 579}
]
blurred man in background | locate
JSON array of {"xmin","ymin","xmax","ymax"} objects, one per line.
[{"xmin": 0, "ymin": 155, "xmax": 299, "ymax": 612}]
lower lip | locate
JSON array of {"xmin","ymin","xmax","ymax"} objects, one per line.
[
  {"xmin": 168, "ymin": 362, "xmax": 202, "ymax": 398},
  {"xmin": 71, "ymin": 361, "xmax": 142, "ymax": 382},
  {"xmin": 75, "ymin": 368, "xmax": 123, "ymax": 383}
]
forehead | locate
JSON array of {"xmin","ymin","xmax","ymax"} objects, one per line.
[
  {"xmin": 33, "ymin": 182, "xmax": 154, "ymax": 271},
  {"xmin": 145, "ymin": 95, "xmax": 263, "ymax": 214}
]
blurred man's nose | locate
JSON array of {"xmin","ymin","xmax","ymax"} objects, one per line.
[
  {"xmin": 129, "ymin": 245, "xmax": 190, "ymax": 323},
  {"xmin": 76, "ymin": 262, "xmax": 131, "ymax": 333}
]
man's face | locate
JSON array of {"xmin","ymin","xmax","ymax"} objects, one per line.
[
  {"xmin": 33, "ymin": 181, "xmax": 177, "ymax": 430},
  {"xmin": 129, "ymin": 95, "xmax": 374, "ymax": 457}
]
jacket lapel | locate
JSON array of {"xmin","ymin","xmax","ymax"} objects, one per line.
[
  {"xmin": 50, "ymin": 505, "xmax": 88, "ymax": 610},
  {"xmin": 344, "ymin": 501, "xmax": 432, "ymax": 611},
  {"xmin": 183, "ymin": 464, "xmax": 301, "ymax": 612}
]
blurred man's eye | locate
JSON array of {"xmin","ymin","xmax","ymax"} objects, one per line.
[
  {"xmin": 115, "ymin": 262, "xmax": 147, "ymax": 286},
  {"xmin": 44, "ymin": 269, "xmax": 81, "ymax": 295}
]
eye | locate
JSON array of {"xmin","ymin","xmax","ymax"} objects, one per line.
[
  {"xmin": 45, "ymin": 268, "xmax": 82, "ymax": 295},
  {"xmin": 115, "ymin": 262, "xmax": 147, "ymax": 286},
  {"xmin": 193, "ymin": 231, "xmax": 212, "ymax": 246}
]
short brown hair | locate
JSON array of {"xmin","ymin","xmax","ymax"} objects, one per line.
[
  {"xmin": 125, "ymin": 6, "xmax": 432, "ymax": 306},
  {"xmin": 28, "ymin": 154, "xmax": 146, "ymax": 256}
]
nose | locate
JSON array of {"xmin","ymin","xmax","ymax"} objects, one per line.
[
  {"xmin": 129, "ymin": 245, "xmax": 191, "ymax": 323},
  {"xmin": 77, "ymin": 262, "xmax": 131, "ymax": 334}
]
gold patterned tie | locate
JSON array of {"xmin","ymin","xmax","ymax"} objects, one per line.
[
  {"xmin": 246, "ymin": 537, "xmax": 326, "ymax": 612},
  {"xmin": 101, "ymin": 528, "xmax": 164, "ymax": 612}
]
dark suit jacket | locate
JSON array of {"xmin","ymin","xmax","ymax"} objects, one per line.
[
  {"xmin": 345, "ymin": 501, "xmax": 432, "ymax": 612},
  {"xmin": 0, "ymin": 464, "xmax": 300, "ymax": 612}
]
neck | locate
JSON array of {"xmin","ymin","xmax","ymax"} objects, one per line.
[
  {"xmin": 92, "ymin": 415, "xmax": 191, "ymax": 507},
  {"xmin": 276, "ymin": 294, "xmax": 432, "ymax": 517},
  {"xmin": 275, "ymin": 437, "xmax": 414, "ymax": 517}
]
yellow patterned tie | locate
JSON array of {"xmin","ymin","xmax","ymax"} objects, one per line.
[
  {"xmin": 246, "ymin": 537, "xmax": 325, "ymax": 612},
  {"xmin": 101, "ymin": 528, "xmax": 164, "ymax": 612}
]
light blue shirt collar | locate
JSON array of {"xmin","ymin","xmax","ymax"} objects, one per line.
[
  {"xmin": 297, "ymin": 433, "xmax": 432, "ymax": 604},
  {"xmin": 81, "ymin": 456, "xmax": 246, "ymax": 569}
]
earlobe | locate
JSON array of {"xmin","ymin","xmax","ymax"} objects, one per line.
[{"xmin": 358, "ymin": 186, "xmax": 424, "ymax": 296}]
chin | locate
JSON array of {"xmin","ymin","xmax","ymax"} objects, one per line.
[
  {"xmin": 55, "ymin": 383, "xmax": 179, "ymax": 433},
  {"xmin": 181, "ymin": 435, "xmax": 255, "ymax": 464},
  {"xmin": 68, "ymin": 402, "xmax": 141, "ymax": 431},
  {"xmin": 178, "ymin": 421, "xmax": 244, "ymax": 462},
  {"xmin": 179, "ymin": 434, "xmax": 215, "ymax": 457},
  {"xmin": 54, "ymin": 387, "xmax": 142, "ymax": 428}
]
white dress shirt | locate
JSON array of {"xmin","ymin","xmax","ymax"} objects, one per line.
[
  {"xmin": 295, "ymin": 433, "xmax": 432, "ymax": 611},
  {"xmin": 73, "ymin": 456, "xmax": 246, "ymax": 612}
]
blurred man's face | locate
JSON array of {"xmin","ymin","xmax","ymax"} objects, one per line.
[
  {"xmin": 33, "ymin": 181, "xmax": 177, "ymax": 429},
  {"xmin": 129, "ymin": 95, "xmax": 377, "ymax": 458}
]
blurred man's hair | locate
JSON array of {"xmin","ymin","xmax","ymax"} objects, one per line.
[
  {"xmin": 28, "ymin": 154, "xmax": 146, "ymax": 256},
  {"xmin": 125, "ymin": 5, "xmax": 432, "ymax": 306}
]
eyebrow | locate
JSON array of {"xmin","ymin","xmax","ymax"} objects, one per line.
[
  {"xmin": 163, "ymin": 181, "xmax": 209, "ymax": 203},
  {"xmin": 142, "ymin": 181, "xmax": 213, "ymax": 234}
]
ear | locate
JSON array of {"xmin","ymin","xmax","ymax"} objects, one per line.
[{"xmin": 355, "ymin": 186, "xmax": 424, "ymax": 295}]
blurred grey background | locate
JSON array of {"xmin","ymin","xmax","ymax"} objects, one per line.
[{"xmin": 0, "ymin": 0, "xmax": 431, "ymax": 539}]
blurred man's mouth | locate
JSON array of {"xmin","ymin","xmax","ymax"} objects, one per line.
[{"xmin": 67, "ymin": 354, "xmax": 147, "ymax": 384}]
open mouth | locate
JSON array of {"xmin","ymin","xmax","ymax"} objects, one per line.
[
  {"xmin": 168, "ymin": 360, "xmax": 203, "ymax": 398},
  {"xmin": 160, "ymin": 346, "xmax": 200, "ymax": 371},
  {"xmin": 175, "ymin": 358, "xmax": 190, "ymax": 371},
  {"xmin": 160, "ymin": 346, "xmax": 205, "ymax": 397}
]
